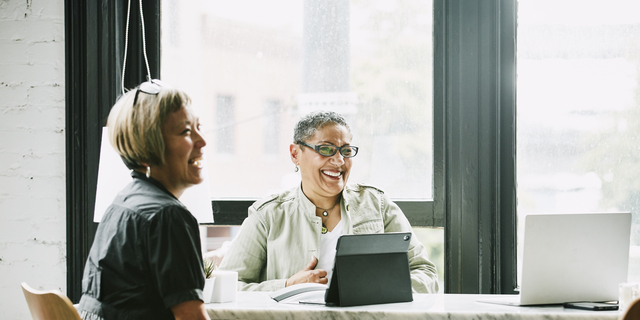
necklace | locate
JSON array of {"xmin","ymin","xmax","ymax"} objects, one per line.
[
  {"xmin": 317, "ymin": 198, "xmax": 340, "ymax": 234},
  {"xmin": 316, "ymin": 198, "xmax": 340, "ymax": 217}
]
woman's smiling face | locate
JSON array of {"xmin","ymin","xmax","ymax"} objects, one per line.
[
  {"xmin": 293, "ymin": 123, "xmax": 353, "ymax": 200},
  {"xmin": 150, "ymin": 106, "xmax": 207, "ymax": 198}
]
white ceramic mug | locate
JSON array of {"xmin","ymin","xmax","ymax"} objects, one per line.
[
  {"xmin": 203, "ymin": 270, "xmax": 238, "ymax": 303},
  {"xmin": 619, "ymin": 282, "xmax": 639, "ymax": 311}
]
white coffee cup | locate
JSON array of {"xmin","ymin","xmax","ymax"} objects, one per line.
[
  {"xmin": 619, "ymin": 282, "xmax": 639, "ymax": 311},
  {"xmin": 203, "ymin": 270, "xmax": 238, "ymax": 303}
]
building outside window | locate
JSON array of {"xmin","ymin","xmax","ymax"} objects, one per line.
[
  {"xmin": 517, "ymin": 0, "xmax": 640, "ymax": 283},
  {"xmin": 263, "ymin": 100, "xmax": 282, "ymax": 155},
  {"xmin": 215, "ymin": 95, "xmax": 235, "ymax": 154}
]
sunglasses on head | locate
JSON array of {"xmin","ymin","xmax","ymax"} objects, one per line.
[{"xmin": 132, "ymin": 79, "xmax": 170, "ymax": 106}]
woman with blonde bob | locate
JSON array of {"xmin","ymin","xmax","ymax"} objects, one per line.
[{"xmin": 77, "ymin": 80, "xmax": 211, "ymax": 320}]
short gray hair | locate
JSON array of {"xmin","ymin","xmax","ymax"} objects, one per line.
[{"xmin": 293, "ymin": 111, "xmax": 352, "ymax": 142}]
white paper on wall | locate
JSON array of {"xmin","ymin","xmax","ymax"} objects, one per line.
[{"xmin": 94, "ymin": 127, "xmax": 214, "ymax": 223}]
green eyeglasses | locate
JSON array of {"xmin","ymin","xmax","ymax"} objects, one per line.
[{"xmin": 296, "ymin": 141, "xmax": 359, "ymax": 158}]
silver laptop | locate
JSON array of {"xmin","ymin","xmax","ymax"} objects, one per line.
[{"xmin": 483, "ymin": 212, "xmax": 631, "ymax": 306}]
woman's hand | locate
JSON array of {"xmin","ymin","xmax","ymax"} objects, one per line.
[{"xmin": 285, "ymin": 256, "xmax": 328, "ymax": 287}]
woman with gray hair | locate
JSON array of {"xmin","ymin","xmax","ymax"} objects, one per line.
[
  {"xmin": 219, "ymin": 110, "xmax": 439, "ymax": 293},
  {"xmin": 77, "ymin": 80, "xmax": 211, "ymax": 320}
]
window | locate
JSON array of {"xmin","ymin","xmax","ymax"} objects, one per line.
[
  {"xmin": 161, "ymin": 0, "xmax": 433, "ymax": 199},
  {"xmin": 517, "ymin": 0, "xmax": 640, "ymax": 283},
  {"xmin": 67, "ymin": 0, "xmax": 516, "ymax": 298},
  {"xmin": 161, "ymin": 0, "xmax": 442, "ymax": 288}
]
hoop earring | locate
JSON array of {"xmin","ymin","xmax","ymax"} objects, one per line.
[
  {"xmin": 294, "ymin": 165, "xmax": 299, "ymax": 172},
  {"xmin": 146, "ymin": 166, "xmax": 151, "ymax": 178}
]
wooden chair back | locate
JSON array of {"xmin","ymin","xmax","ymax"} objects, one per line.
[
  {"xmin": 21, "ymin": 282, "xmax": 82, "ymax": 320},
  {"xmin": 623, "ymin": 297, "xmax": 640, "ymax": 320}
]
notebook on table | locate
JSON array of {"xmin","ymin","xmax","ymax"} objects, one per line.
[
  {"xmin": 275, "ymin": 232, "xmax": 414, "ymax": 307},
  {"xmin": 481, "ymin": 212, "xmax": 631, "ymax": 306}
]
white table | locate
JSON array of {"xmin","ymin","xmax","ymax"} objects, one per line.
[{"xmin": 205, "ymin": 292, "xmax": 623, "ymax": 320}]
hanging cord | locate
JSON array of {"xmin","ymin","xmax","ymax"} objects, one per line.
[
  {"xmin": 121, "ymin": 0, "xmax": 152, "ymax": 94},
  {"xmin": 138, "ymin": 0, "xmax": 152, "ymax": 82},
  {"xmin": 121, "ymin": 0, "xmax": 132, "ymax": 95}
]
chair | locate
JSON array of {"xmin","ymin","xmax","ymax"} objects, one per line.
[
  {"xmin": 21, "ymin": 282, "xmax": 82, "ymax": 320},
  {"xmin": 623, "ymin": 297, "xmax": 640, "ymax": 320}
]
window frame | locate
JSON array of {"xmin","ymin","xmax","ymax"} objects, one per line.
[
  {"xmin": 209, "ymin": 200, "xmax": 438, "ymax": 226},
  {"xmin": 65, "ymin": 0, "xmax": 161, "ymax": 301},
  {"xmin": 65, "ymin": 0, "xmax": 517, "ymax": 301},
  {"xmin": 434, "ymin": 0, "xmax": 518, "ymax": 294}
]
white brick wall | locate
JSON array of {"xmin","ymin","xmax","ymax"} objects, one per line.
[{"xmin": 0, "ymin": 0, "xmax": 67, "ymax": 319}]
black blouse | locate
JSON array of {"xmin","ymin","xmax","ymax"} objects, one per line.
[{"xmin": 78, "ymin": 171, "xmax": 205, "ymax": 320}]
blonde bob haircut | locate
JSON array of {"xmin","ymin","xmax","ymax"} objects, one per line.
[{"xmin": 107, "ymin": 85, "xmax": 191, "ymax": 170}]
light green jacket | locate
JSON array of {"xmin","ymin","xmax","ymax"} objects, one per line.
[{"xmin": 218, "ymin": 184, "xmax": 439, "ymax": 293}]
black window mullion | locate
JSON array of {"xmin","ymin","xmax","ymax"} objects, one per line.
[
  {"xmin": 434, "ymin": 0, "xmax": 518, "ymax": 294},
  {"xmin": 208, "ymin": 200, "xmax": 439, "ymax": 228},
  {"xmin": 497, "ymin": 0, "xmax": 518, "ymax": 295},
  {"xmin": 397, "ymin": 201, "xmax": 438, "ymax": 227},
  {"xmin": 65, "ymin": 0, "xmax": 161, "ymax": 303}
]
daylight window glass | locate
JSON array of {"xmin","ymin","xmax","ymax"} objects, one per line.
[
  {"xmin": 161, "ymin": 0, "xmax": 434, "ymax": 200},
  {"xmin": 517, "ymin": 0, "xmax": 640, "ymax": 283}
]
